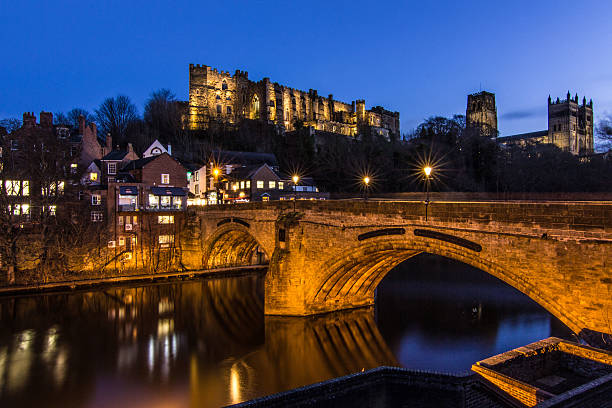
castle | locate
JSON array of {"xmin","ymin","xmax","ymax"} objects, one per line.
[
  {"xmin": 466, "ymin": 91, "xmax": 594, "ymax": 155},
  {"xmin": 186, "ymin": 64, "xmax": 400, "ymax": 140}
]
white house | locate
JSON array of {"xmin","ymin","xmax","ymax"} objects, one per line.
[{"xmin": 142, "ymin": 139, "xmax": 171, "ymax": 158}]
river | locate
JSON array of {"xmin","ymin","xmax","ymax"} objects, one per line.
[{"xmin": 0, "ymin": 254, "xmax": 574, "ymax": 407}]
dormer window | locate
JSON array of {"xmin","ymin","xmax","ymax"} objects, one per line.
[
  {"xmin": 161, "ymin": 174, "xmax": 170, "ymax": 184},
  {"xmin": 108, "ymin": 162, "xmax": 117, "ymax": 175}
]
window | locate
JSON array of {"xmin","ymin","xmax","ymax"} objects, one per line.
[
  {"xmin": 158, "ymin": 235, "xmax": 174, "ymax": 244},
  {"xmin": 108, "ymin": 162, "xmax": 116, "ymax": 175},
  {"xmin": 222, "ymin": 81, "xmax": 228, "ymax": 90},
  {"xmin": 256, "ymin": 180, "xmax": 264, "ymax": 189},
  {"xmin": 240, "ymin": 181, "xmax": 244, "ymax": 189},
  {"xmin": 158, "ymin": 215, "xmax": 174, "ymax": 224},
  {"xmin": 91, "ymin": 211, "xmax": 103, "ymax": 222},
  {"xmin": 195, "ymin": 184, "xmax": 199, "ymax": 194},
  {"xmin": 216, "ymin": 95, "xmax": 221, "ymax": 100},
  {"xmin": 172, "ymin": 197, "xmax": 182, "ymax": 208},
  {"xmin": 92, "ymin": 194, "xmax": 101, "ymax": 205},
  {"xmin": 268, "ymin": 181, "xmax": 276, "ymax": 189},
  {"xmin": 118, "ymin": 237, "xmax": 125, "ymax": 246},
  {"xmin": 118, "ymin": 216, "xmax": 124, "ymax": 225},
  {"xmin": 246, "ymin": 180, "xmax": 251, "ymax": 188},
  {"xmin": 48, "ymin": 205, "xmax": 56, "ymax": 216},
  {"xmin": 161, "ymin": 174, "xmax": 170, "ymax": 184},
  {"xmin": 90, "ymin": 172, "xmax": 98, "ymax": 181},
  {"xmin": 160, "ymin": 196, "xmax": 171, "ymax": 208},
  {"xmin": 227, "ymin": 106, "xmax": 232, "ymax": 114},
  {"xmin": 217, "ymin": 105, "xmax": 222, "ymax": 114},
  {"xmin": 149, "ymin": 194, "xmax": 159, "ymax": 208},
  {"xmin": 278, "ymin": 182, "xmax": 284, "ymax": 190},
  {"xmin": 70, "ymin": 163, "xmax": 78, "ymax": 174},
  {"xmin": 133, "ymin": 216, "xmax": 137, "ymax": 225}
]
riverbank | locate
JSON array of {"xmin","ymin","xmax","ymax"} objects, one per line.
[{"xmin": 0, "ymin": 264, "xmax": 267, "ymax": 297}]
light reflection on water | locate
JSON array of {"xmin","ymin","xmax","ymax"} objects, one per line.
[{"xmin": 0, "ymin": 254, "xmax": 573, "ymax": 407}]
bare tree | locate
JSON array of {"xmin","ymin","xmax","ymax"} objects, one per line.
[
  {"xmin": 0, "ymin": 118, "xmax": 22, "ymax": 133},
  {"xmin": 596, "ymin": 114, "xmax": 612, "ymax": 151},
  {"xmin": 95, "ymin": 95, "xmax": 138, "ymax": 147},
  {"xmin": 55, "ymin": 108, "xmax": 96, "ymax": 128}
]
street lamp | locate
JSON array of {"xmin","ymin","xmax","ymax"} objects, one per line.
[
  {"xmin": 424, "ymin": 166, "xmax": 432, "ymax": 221},
  {"xmin": 212, "ymin": 167, "xmax": 220, "ymax": 205},
  {"xmin": 363, "ymin": 176, "xmax": 370, "ymax": 201},
  {"xmin": 292, "ymin": 175, "xmax": 300, "ymax": 211}
]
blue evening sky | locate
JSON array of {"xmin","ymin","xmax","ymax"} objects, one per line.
[{"xmin": 1, "ymin": 0, "xmax": 611, "ymax": 136}]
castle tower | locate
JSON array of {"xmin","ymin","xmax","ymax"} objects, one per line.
[
  {"xmin": 466, "ymin": 91, "xmax": 498, "ymax": 137},
  {"xmin": 548, "ymin": 92, "xmax": 593, "ymax": 155}
]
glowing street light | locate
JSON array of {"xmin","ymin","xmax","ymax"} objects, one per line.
[
  {"xmin": 363, "ymin": 176, "xmax": 370, "ymax": 201},
  {"xmin": 423, "ymin": 166, "xmax": 433, "ymax": 220},
  {"xmin": 212, "ymin": 167, "xmax": 221, "ymax": 205},
  {"xmin": 292, "ymin": 175, "xmax": 300, "ymax": 211}
]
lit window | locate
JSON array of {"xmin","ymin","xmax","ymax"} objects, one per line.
[
  {"xmin": 149, "ymin": 194, "xmax": 159, "ymax": 208},
  {"xmin": 92, "ymin": 194, "xmax": 101, "ymax": 205},
  {"xmin": 118, "ymin": 216, "xmax": 124, "ymax": 225},
  {"xmin": 71, "ymin": 163, "xmax": 78, "ymax": 173},
  {"xmin": 246, "ymin": 180, "xmax": 251, "ymax": 188},
  {"xmin": 91, "ymin": 211, "xmax": 103, "ymax": 222},
  {"xmin": 158, "ymin": 215, "xmax": 174, "ymax": 224},
  {"xmin": 108, "ymin": 163, "xmax": 116, "ymax": 175},
  {"xmin": 90, "ymin": 172, "xmax": 98, "ymax": 181},
  {"xmin": 4, "ymin": 180, "xmax": 19, "ymax": 196},
  {"xmin": 160, "ymin": 196, "xmax": 171, "ymax": 207},
  {"xmin": 268, "ymin": 181, "xmax": 276, "ymax": 189},
  {"xmin": 161, "ymin": 174, "xmax": 170, "ymax": 184},
  {"xmin": 278, "ymin": 182, "xmax": 284, "ymax": 190},
  {"xmin": 118, "ymin": 237, "xmax": 125, "ymax": 246},
  {"xmin": 48, "ymin": 205, "xmax": 56, "ymax": 216},
  {"xmin": 158, "ymin": 235, "xmax": 174, "ymax": 244},
  {"xmin": 172, "ymin": 197, "xmax": 182, "ymax": 208},
  {"xmin": 256, "ymin": 180, "xmax": 264, "ymax": 189},
  {"xmin": 132, "ymin": 216, "xmax": 137, "ymax": 224}
]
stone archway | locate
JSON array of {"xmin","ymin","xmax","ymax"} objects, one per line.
[
  {"xmin": 305, "ymin": 238, "xmax": 586, "ymax": 335},
  {"xmin": 202, "ymin": 224, "xmax": 269, "ymax": 269}
]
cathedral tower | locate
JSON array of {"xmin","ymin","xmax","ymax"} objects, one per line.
[
  {"xmin": 466, "ymin": 91, "xmax": 498, "ymax": 137},
  {"xmin": 548, "ymin": 92, "xmax": 593, "ymax": 155}
]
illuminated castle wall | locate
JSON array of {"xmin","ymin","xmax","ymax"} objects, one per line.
[{"xmin": 187, "ymin": 64, "xmax": 400, "ymax": 139}]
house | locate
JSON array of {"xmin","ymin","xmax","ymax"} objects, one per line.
[
  {"xmin": 223, "ymin": 163, "xmax": 286, "ymax": 202},
  {"xmin": 100, "ymin": 143, "xmax": 139, "ymax": 184},
  {"xmin": 142, "ymin": 139, "xmax": 172, "ymax": 158}
]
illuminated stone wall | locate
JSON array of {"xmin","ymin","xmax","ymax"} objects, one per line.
[
  {"xmin": 187, "ymin": 64, "xmax": 400, "ymax": 138},
  {"xmin": 186, "ymin": 200, "xmax": 612, "ymax": 343}
]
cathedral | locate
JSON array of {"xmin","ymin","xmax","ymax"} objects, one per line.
[
  {"xmin": 466, "ymin": 91, "xmax": 594, "ymax": 155},
  {"xmin": 185, "ymin": 64, "xmax": 400, "ymax": 140}
]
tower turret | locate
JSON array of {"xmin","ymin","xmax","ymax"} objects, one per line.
[{"xmin": 466, "ymin": 91, "xmax": 498, "ymax": 137}]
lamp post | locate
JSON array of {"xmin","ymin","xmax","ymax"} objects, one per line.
[
  {"xmin": 212, "ymin": 167, "xmax": 220, "ymax": 205},
  {"xmin": 424, "ymin": 166, "xmax": 432, "ymax": 221},
  {"xmin": 292, "ymin": 175, "xmax": 299, "ymax": 211},
  {"xmin": 363, "ymin": 176, "xmax": 370, "ymax": 201}
]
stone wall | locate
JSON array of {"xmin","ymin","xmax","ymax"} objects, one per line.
[{"xmin": 188, "ymin": 199, "xmax": 612, "ymax": 340}]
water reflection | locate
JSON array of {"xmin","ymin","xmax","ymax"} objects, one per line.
[{"xmin": 0, "ymin": 256, "xmax": 575, "ymax": 407}]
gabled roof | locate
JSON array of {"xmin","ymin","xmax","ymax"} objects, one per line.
[
  {"xmin": 120, "ymin": 155, "xmax": 158, "ymax": 171},
  {"xmin": 102, "ymin": 150, "xmax": 129, "ymax": 161},
  {"xmin": 213, "ymin": 150, "xmax": 278, "ymax": 167},
  {"xmin": 228, "ymin": 163, "xmax": 281, "ymax": 181}
]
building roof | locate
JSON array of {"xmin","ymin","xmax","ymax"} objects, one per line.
[
  {"xmin": 498, "ymin": 130, "xmax": 548, "ymax": 142},
  {"xmin": 120, "ymin": 155, "xmax": 158, "ymax": 171},
  {"xmin": 226, "ymin": 164, "xmax": 264, "ymax": 180},
  {"xmin": 150, "ymin": 186, "xmax": 187, "ymax": 196},
  {"xmin": 101, "ymin": 150, "xmax": 129, "ymax": 161},
  {"xmin": 213, "ymin": 150, "xmax": 278, "ymax": 166}
]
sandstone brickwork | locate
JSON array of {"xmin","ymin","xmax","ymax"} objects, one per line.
[
  {"xmin": 185, "ymin": 200, "xmax": 612, "ymax": 342},
  {"xmin": 186, "ymin": 64, "xmax": 400, "ymax": 139}
]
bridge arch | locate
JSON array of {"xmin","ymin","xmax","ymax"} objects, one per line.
[
  {"xmin": 309, "ymin": 237, "xmax": 585, "ymax": 335},
  {"xmin": 202, "ymin": 223, "xmax": 269, "ymax": 269}
]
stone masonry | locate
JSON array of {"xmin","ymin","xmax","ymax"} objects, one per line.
[{"xmin": 182, "ymin": 200, "xmax": 612, "ymax": 345}]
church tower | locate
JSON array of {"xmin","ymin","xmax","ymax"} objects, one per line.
[{"xmin": 466, "ymin": 91, "xmax": 498, "ymax": 137}]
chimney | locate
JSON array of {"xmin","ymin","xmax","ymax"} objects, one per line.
[
  {"xmin": 79, "ymin": 115, "xmax": 86, "ymax": 134},
  {"xmin": 127, "ymin": 143, "xmax": 134, "ymax": 153},
  {"xmin": 89, "ymin": 122, "xmax": 97, "ymax": 138},
  {"xmin": 40, "ymin": 111, "xmax": 53, "ymax": 128},
  {"xmin": 106, "ymin": 133, "xmax": 112, "ymax": 150},
  {"xmin": 23, "ymin": 112, "xmax": 36, "ymax": 128},
  {"xmin": 167, "ymin": 144, "xmax": 172, "ymax": 155}
]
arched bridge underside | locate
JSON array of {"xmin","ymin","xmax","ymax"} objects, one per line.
[{"xmin": 182, "ymin": 200, "xmax": 612, "ymax": 343}]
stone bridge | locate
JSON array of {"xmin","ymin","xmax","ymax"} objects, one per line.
[{"xmin": 180, "ymin": 200, "xmax": 612, "ymax": 343}]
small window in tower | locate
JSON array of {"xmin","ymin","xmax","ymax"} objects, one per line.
[
  {"xmin": 217, "ymin": 105, "xmax": 222, "ymax": 114},
  {"xmin": 222, "ymin": 81, "xmax": 228, "ymax": 90},
  {"xmin": 227, "ymin": 106, "xmax": 232, "ymax": 114},
  {"xmin": 216, "ymin": 95, "xmax": 221, "ymax": 100}
]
